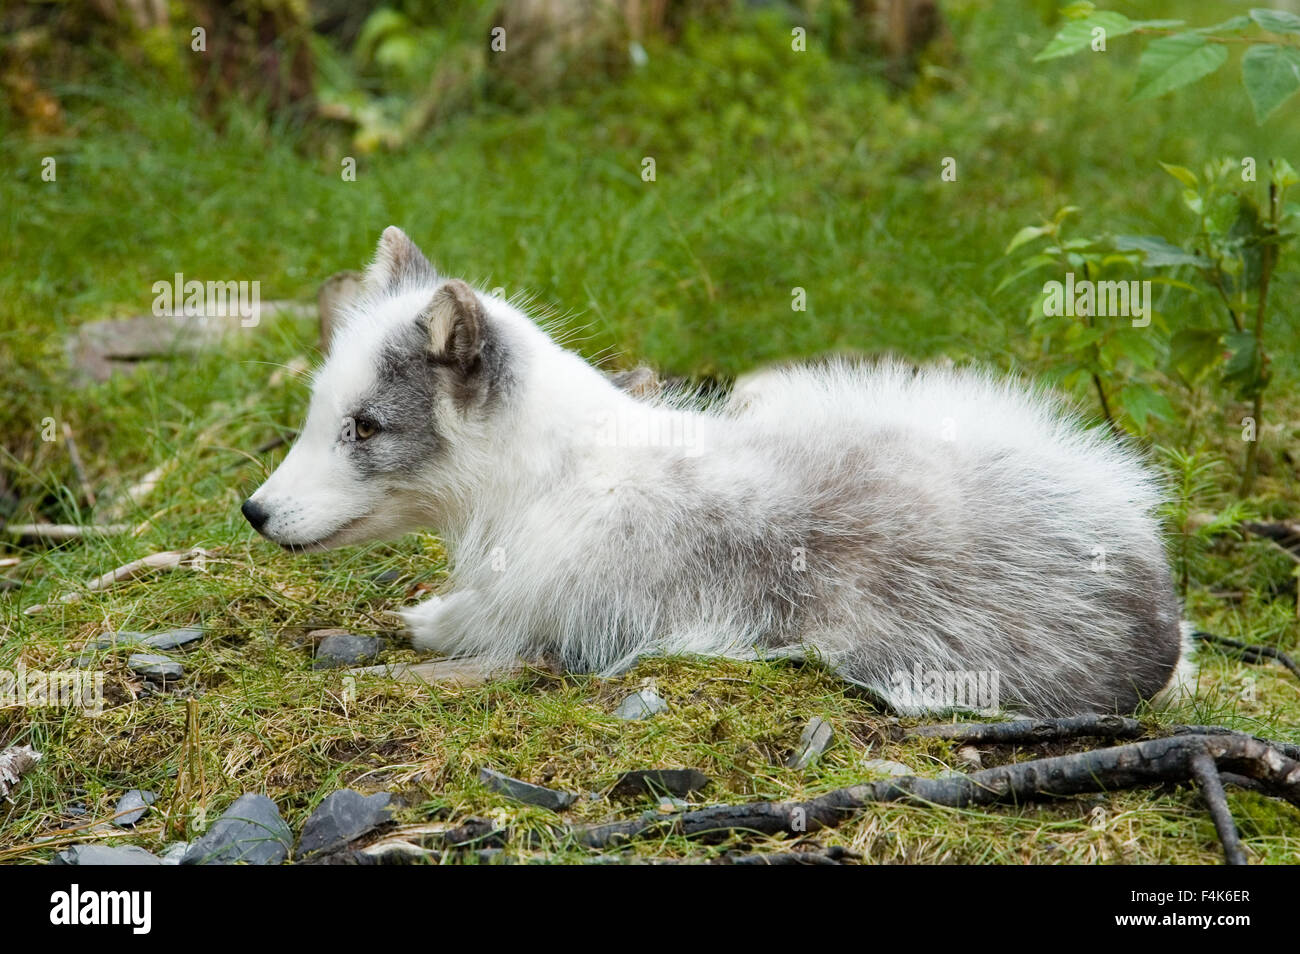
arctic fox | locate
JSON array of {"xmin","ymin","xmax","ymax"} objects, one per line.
[{"xmin": 243, "ymin": 227, "xmax": 1190, "ymax": 717}]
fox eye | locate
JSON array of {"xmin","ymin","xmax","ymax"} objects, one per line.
[{"xmin": 344, "ymin": 416, "xmax": 380, "ymax": 442}]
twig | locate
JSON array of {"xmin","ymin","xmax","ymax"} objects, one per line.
[
  {"xmin": 1189, "ymin": 749, "xmax": 1248, "ymax": 866},
  {"xmin": 1241, "ymin": 519, "xmax": 1300, "ymax": 553},
  {"xmin": 904, "ymin": 714, "xmax": 1300, "ymax": 762},
  {"xmin": 1194, "ymin": 630, "xmax": 1300, "ymax": 682},
  {"xmin": 22, "ymin": 547, "xmax": 209, "ymax": 615},
  {"xmin": 904, "ymin": 713, "xmax": 1144, "ymax": 745},
  {"xmin": 566, "ymin": 733, "xmax": 1300, "ymax": 852},
  {"xmin": 723, "ymin": 846, "xmax": 857, "ymax": 865},
  {"xmin": 60, "ymin": 422, "xmax": 96, "ymax": 508},
  {"xmin": 4, "ymin": 523, "xmax": 130, "ymax": 541}
]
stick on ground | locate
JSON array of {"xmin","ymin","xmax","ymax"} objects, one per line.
[
  {"xmin": 1195, "ymin": 630, "xmax": 1300, "ymax": 682},
  {"xmin": 567, "ymin": 732, "xmax": 1300, "ymax": 855},
  {"xmin": 1188, "ymin": 749, "xmax": 1248, "ymax": 865}
]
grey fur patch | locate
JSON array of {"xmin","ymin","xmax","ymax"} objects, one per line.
[
  {"xmin": 349, "ymin": 322, "xmax": 444, "ymax": 478},
  {"xmin": 348, "ymin": 296, "xmax": 513, "ymax": 477}
]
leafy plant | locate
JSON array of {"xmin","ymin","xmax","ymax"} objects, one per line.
[
  {"xmin": 998, "ymin": 205, "xmax": 1178, "ymax": 432},
  {"xmin": 1036, "ymin": 4, "xmax": 1300, "ymax": 123},
  {"xmin": 1158, "ymin": 447, "xmax": 1256, "ymax": 596},
  {"xmin": 1001, "ymin": 159, "xmax": 1296, "ymax": 494}
]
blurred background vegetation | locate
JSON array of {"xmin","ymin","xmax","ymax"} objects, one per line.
[{"xmin": 3, "ymin": 0, "xmax": 1299, "ymax": 516}]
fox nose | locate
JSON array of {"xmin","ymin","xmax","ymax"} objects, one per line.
[{"xmin": 241, "ymin": 498, "xmax": 270, "ymax": 532}]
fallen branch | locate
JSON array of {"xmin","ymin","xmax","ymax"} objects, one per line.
[
  {"xmin": 1188, "ymin": 750, "xmax": 1247, "ymax": 866},
  {"xmin": 903, "ymin": 713, "xmax": 1300, "ymax": 761},
  {"xmin": 23, "ymin": 547, "xmax": 209, "ymax": 615},
  {"xmin": 904, "ymin": 713, "xmax": 1145, "ymax": 745},
  {"xmin": 346, "ymin": 656, "xmax": 519, "ymax": 688},
  {"xmin": 5, "ymin": 523, "xmax": 130, "ymax": 541},
  {"xmin": 567, "ymin": 733, "xmax": 1300, "ymax": 856},
  {"xmin": 1195, "ymin": 631, "xmax": 1300, "ymax": 683},
  {"xmin": 1241, "ymin": 519, "xmax": 1300, "ymax": 554}
]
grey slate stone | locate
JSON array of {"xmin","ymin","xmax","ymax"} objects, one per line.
[
  {"xmin": 113, "ymin": 789, "xmax": 156, "ymax": 827},
  {"xmin": 127, "ymin": 654, "xmax": 183, "ymax": 680},
  {"xmin": 610, "ymin": 769, "xmax": 710, "ymax": 798},
  {"xmin": 312, "ymin": 633, "xmax": 385, "ymax": 669},
  {"xmin": 479, "ymin": 768, "xmax": 576, "ymax": 811},
  {"xmin": 614, "ymin": 688, "xmax": 668, "ymax": 720},
  {"xmin": 142, "ymin": 627, "xmax": 205, "ymax": 651},
  {"xmin": 159, "ymin": 842, "xmax": 190, "ymax": 864},
  {"xmin": 786, "ymin": 717, "xmax": 834, "ymax": 769},
  {"xmin": 297, "ymin": 789, "xmax": 393, "ymax": 857},
  {"xmin": 54, "ymin": 844, "xmax": 162, "ymax": 865},
  {"xmin": 181, "ymin": 793, "xmax": 291, "ymax": 865}
]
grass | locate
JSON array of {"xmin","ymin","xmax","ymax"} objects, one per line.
[{"xmin": 1, "ymin": 1, "xmax": 1299, "ymax": 863}]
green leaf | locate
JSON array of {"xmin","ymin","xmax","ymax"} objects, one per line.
[
  {"xmin": 1250, "ymin": 8, "xmax": 1300, "ymax": 35},
  {"xmin": 1060, "ymin": 2, "xmax": 1096, "ymax": 19},
  {"xmin": 994, "ymin": 254, "xmax": 1058, "ymax": 294},
  {"xmin": 1112, "ymin": 234, "xmax": 1205, "ymax": 266},
  {"xmin": 1196, "ymin": 16, "xmax": 1253, "ymax": 35},
  {"xmin": 1158, "ymin": 161, "xmax": 1199, "ymax": 187},
  {"xmin": 1146, "ymin": 275, "xmax": 1201, "ymax": 293},
  {"xmin": 1241, "ymin": 44, "xmax": 1300, "ymax": 122},
  {"xmin": 1271, "ymin": 157, "xmax": 1300, "ymax": 188},
  {"xmin": 1116, "ymin": 383, "xmax": 1174, "ymax": 430},
  {"xmin": 1222, "ymin": 330, "xmax": 1268, "ymax": 399},
  {"xmin": 1168, "ymin": 328, "xmax": 1223, "ymax": 385},
  {"xmin": 1005, "ymin": 225, "xmax": 1050, "ymax": 255},
  {"xmin": 1035, "ymin": 12, "xmax": 1134, "ymax": 61},
  {"xmin": 1133, "ymin": 34, "xmax": 1228, "ymax": 100}
]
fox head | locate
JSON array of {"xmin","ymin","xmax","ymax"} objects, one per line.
[{"xmin": 242, "ymin": 227, "xmax": 514, "ymax": 550}]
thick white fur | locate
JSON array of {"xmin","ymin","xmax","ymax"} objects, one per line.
[{"xmin": 249, "ymin": 231, "xmax": 1192, "ymax": 717}]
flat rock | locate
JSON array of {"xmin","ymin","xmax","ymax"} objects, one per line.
[
  {"xmin": 74, "ymin": 631, "xmax": 148, "ymax": 664},
  {"xmin": 610, "ymin": 769, "xmax": 710, "ymax": 799},
  {"xmin": 615, "ymin": 688, "xmax": 668, "ymax": 720},
  {"xmin": 95, "ymin": 631, "xmax": 150, "ymax": 649},
  {"xmin": 479, "ymin": 768, "xmax": 576, "ymax": 811},
  {"xmin": 860, "ymin": 758, "xmax": 914, "ymax": 778},
  {"xmin": 113, "ymin": 789, "xmax": 156, "ymax": 827},
  {"xmin": 181, "ymin": 793, "xmax": 291, "ymax": 865},
  {"xmin": 54, "ymin": 844, "xmax": 162, "ymax": 865},
  {"xmin": 348, "ymin": 657, "xmax": 508, "ymax": 687},
  {"xmin": 67, "ymin": 302, "xmax": 313, "ymax": 383},
  {"xmin": 786, "ymin": 717, "xmax": 834, "ymax": 769},
  {"xmin": 142, "ymin": 627, "xmax": 205, "ymax": 651},
  {"xmin": 313, "ymin": 633, "xmax": 385, "ymax": 669},
  {"xmin": 297, "ymin": 789, "xmax": 393, "ymax": 857},
  {"xmin": 159, "ymin": 842, "xmax": 189, "ymax": 864},
  {"xmin": 127, "ymin": 653, "xmax": 183, "ymax": 681}
]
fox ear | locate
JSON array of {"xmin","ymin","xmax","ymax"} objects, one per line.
[
  {"xmin": 421, "ymin": 279, "xmax": 483, "ymax": 374},
  {"xmin": 365, "ymin": 226, "xmax": 436, "ymax": 292}
]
